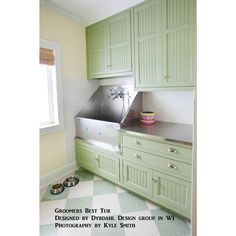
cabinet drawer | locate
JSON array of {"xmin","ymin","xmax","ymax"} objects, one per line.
[
  {"xmin": 123, "ymin": 147, "xmax": 192, "ymax": 181},
  {"xmin": 122, "ymin": 134, "xmax": 192, "ymax": 164}
]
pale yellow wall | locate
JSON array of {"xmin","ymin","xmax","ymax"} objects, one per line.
[
  {"xmin": 40, "ymin": 6, "xmax": 87, "ymax": 177},
  {"xmin": 40, "ymin": 131, "xmax": 66, "ymax": 176},
  {"xmin": 40, "ymin": 7, "xmax": 87, "ymax": 79}
]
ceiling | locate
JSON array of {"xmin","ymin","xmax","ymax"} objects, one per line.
[{"xmin": 41, "ymin": 0, "xmax": 145, "ymax": 26}]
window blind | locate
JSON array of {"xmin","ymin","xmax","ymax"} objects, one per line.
[{"xmin": 40, "ymin": 47, "xmax": 55, "ymax": 65}]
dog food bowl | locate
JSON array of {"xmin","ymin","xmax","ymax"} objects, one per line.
[
  {"xmin": 140, "ymin": 111, "xmax": 155, "ymax": 120},
  {"xmin": 63, "ymin": 176, "xmax": 79, "ymax": 187},
  {"xmin": 50, "ymin": 183, "xmax": 64, "ymax": 195},
  {"xmin": 140, "ymin": 119, "xmax": 155, "ymax": 125}
]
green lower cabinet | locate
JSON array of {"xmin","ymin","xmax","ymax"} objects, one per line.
[
  {"xmin": 123, "ymin": 160, "xmax": 152, "ymax": 196},
  {"xmin": 152, "ymin": 170, "xmax": 191, "ymax": 217},
  {"xmin": 75, "ymin": 139, "xmax": 120, "ymax": 182},
  {"xmin": 122, "ymin": 158, "xmax": 191, "ymax": 218},
  {"xmin": 76, "ymin": 143, "xmax": 96, "ymax": 171},
  {"xmin": 75, "ymin": 138, "xmax": 191, "ymax": 218},
  {"xmin": 96, "ymin": 152, "xmax": 120, "ymax": 183}
]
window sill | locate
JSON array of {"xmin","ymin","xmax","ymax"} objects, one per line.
[{"xmin": 40, "ymin": 124, "xmax": 64, "ymax": 136}]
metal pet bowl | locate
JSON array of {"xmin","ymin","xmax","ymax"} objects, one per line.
[
  {"xmin": 50, "ymin": 183, "xmax": 64, "ymax": 195},
  {"xmin": 63, "ymin": 176, "xmax": 79, "ymax": 187}
]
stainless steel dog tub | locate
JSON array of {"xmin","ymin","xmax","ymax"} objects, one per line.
[{"xmin": 75, "ymin": 85, "xmax": 142, "ymax": 152}]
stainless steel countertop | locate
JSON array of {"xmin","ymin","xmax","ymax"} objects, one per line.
[{"xmin": 120, "ymin": 121, "xmax": 193, "ymax": 146}]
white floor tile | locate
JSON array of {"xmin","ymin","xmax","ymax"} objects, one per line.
[
  {"xmin": 116, "ymin": 186, "xmax": 127, "ymax": 193},
  {"xmin": 145, "ymin": 200, "xmax": 160, "ymax": 210},
  {"xmin": 67, "ymin": 181, "xmax": 94, "ymax": 199},
  {"xmin": 185, "ymin": 219, "xmax": 191, "ymax": 229},
  {"xmin": 92, "ymin": 193, "xmax": 121, "ymax": 216},
  {"xmin": 122, "ymin": 210, "xmax": 160, "ymax": 236},
  {"xmin": 94, "ymin": 175, "xmax": 103, "ymax": 181},
  {"xmin": 40, "ymin": 199, "xmax": 67, "ymax": 225}
]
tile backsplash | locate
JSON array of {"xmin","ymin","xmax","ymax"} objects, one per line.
[{"xmin": 143, "ymin": 91, "xmax": 194, "ymax": 125}]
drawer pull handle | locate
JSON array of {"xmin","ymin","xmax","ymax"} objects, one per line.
[
  {"xmin": 168, "ymin": 163, "xmax": 177, "ymax": 169},
  {"xmin": 134, "ymin": 153, "xmax": 142, "ymax": 159},
  {"xmin": 152, "ymin": 178, "xmax": 158, "ymax": 183},
  {"xmin": 168, "ymin": 147, "xmax": 177, "ymax": 154},
  {"xmin": 133, "ymin": 140, "xmax": 141, "ymax": 145}
]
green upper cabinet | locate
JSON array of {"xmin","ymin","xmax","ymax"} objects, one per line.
[
  {"xmin": 107, "ymin": 10, "xmax": 132, "ymax": 74},
  {"xmin": 134, "ymin": 0, "xmax": 196, "ymax": 90},
  {"xmin": 134, "ymin": 0, "xmax": 162, "ymax": 89},
  {"xmin": 161, "ymin": 0, "xmax": 196, "ymax": 87},
  {"xmin": 86, "ymin": 10, "xmax": 132, "ymax": 79},
  {"xmin": 87, "ymin": 21, "xmax": 107, "ymax": 77}
]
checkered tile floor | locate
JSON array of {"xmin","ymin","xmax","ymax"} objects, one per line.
[{"xmin": 40, "ymin": 169, "xmax": 191, "ymax": 236}]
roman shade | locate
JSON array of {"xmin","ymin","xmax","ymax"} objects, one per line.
[{"xmin": 40, "ymin": 47, "xmax": 55, "ymax": 65}]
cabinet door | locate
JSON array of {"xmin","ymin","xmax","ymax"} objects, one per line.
[
  {"xmin": 87, "ymin": 21, "xmax": 107, "ymax": 78},
  {"xmin": 134, "ymin": 0, "xmax": 162, "ymax": 89},
  {"xmin": 152, "ymin": 171, "xmax": 191, "ymax": 216},
  {"xmin": 123, "ymin": 160, "xmax": 152, "ymax": 196},
  {"xmin": 96, "ymin": 152, "xmax": 120, "ymax": 183},
  {"xmin": 107, "ymin": 10, "xmax": 132, "ymax": 74},
  {"xmin": 76, "ymin": 144, "xmax": 96, "ymax": 171},
  {"xmin": 161, "ymin": 0, "xmax": 196, "ymax": 87}
]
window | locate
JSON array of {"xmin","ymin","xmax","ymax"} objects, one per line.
[{"xmin": 39, "ymin": 40, "xmax": 63, "ymax": 134}]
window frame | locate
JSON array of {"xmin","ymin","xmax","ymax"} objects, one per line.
[{"xmin": 40, "ymin": 39, "xmax": 64, "ymax": 135}]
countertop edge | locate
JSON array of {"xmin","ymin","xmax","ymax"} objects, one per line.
[{"xmin": 119, "ymin": 129, "xmax": 193, "ymax": 147}]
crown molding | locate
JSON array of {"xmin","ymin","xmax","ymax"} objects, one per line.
[{"xmin": 40, "ymin": 0, "xmax": 86, "ymax": 26}]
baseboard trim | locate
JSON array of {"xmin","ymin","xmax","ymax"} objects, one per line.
[{"xmin": 40, "ymin": 162, "xmax": 77, "ymax": 189}]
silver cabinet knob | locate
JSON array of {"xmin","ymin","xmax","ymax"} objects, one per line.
[
  {"xmin": 134, "ymin": 153, "xmax": 142, "ymax": 159},
  {"xmin": 168, "ymin": 163, "xmax": 177, "ymax": 169},
  {"xmin": 168, "ymin": 147, "xmax": 177, "ymax": 154},
  {"xmin": 133, "ymin": 140, "xmax": 141, "ymax": 145},
  {"xmin": 161, "ymin": 75, "xmax": 168, "ymax": 80},
  {"xmin": 152, "ymin": 178, "xmax": 158, "ymax": 183}
]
